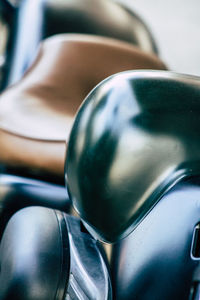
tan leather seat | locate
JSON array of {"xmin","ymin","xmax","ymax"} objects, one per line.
[{"xmin": 0, "ymin": 34, "xmax": 166, "ymax": 178}]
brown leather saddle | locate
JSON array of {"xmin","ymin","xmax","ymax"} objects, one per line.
[{"xmin": 0, "ymin": 34, "xmax": 166, "ymax": 179}]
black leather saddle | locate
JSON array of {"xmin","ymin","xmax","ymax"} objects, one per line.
[
  {"xmin": 0, "ymin": 206, "xmax": 112, "ymax": 299},
  {"xmin": 66, "ymin": 70, "xmax": 200, "ymax": 299}
]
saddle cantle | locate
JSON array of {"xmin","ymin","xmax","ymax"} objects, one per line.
[{"xmin": 66, "ymin": 70, "xmax": 200, "ymax": 242}]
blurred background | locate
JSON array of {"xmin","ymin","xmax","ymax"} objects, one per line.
[
  {"xmin": 1, "ymin": 0, "xmax": 200, "ymax": 79},
  {"xmin": 115, "ymin": 0, "xmax": 200, "ymax": 76}
]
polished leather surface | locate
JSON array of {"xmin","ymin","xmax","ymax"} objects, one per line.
[
  {"xmin": 0, "ymin": 207, "xmax": 112, "ymax": 299},
  {"xmin": 66, "ymin": 70, "xmax": 200, "ymax": 242},
  {"xmin": 0, "ymin": 207, "xmax": 70, "ymax": 300},
  {"xmin": 111, "ymin": 177, "xmax": 200, "ymax": 300},
  {"xmin": 1, "ymin": 0, "xmax": 157, "ymax": 89},
  {"xmin": 0, "ymin": 174, "xmax": 70, "ymax": 238},
  {"xmin": 0, "ymin": 35, "xmax": 166, "ymax": 177}
]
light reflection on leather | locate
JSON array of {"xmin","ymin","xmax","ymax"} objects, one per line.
[{"xmin": 66, "ymin": 70, "xmax": 200, "ymax": 242}]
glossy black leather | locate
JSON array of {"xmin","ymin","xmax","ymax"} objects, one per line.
[
  {"xmin": 1, "ymin": 0, "xmax": 157, "ymax": 90},
  {"xmin": 66, "ymin": 70, "xmax": 200, "ymax": 242},
  {"xmin": 0, "ymin": 174, "xmax": 70, "ymax": 238},
  {"xmin": 111, "ymin": 177, "xmax": 200, "ymax": 300},
  {"xmin": 0, "ymin": 207, "xmax": 112, "ymax": 299},
  {"xmin": 0, "ymin": 207, "xmax": 70, "ymax": 300}
]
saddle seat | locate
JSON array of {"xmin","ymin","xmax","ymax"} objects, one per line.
[{"xmin": 0, "ymin": 34, "xmax": 166, "ymax": 178}]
